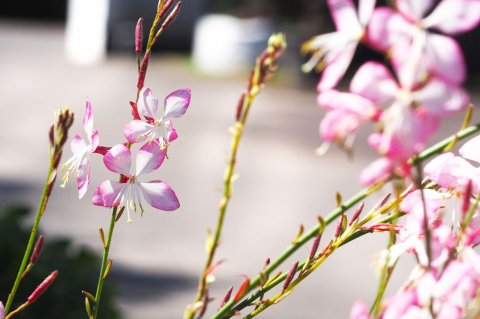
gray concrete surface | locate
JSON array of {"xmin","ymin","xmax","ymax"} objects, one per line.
[{"xmin": 0, "ymin": 20, "xmax": 479, "ymax": 319}]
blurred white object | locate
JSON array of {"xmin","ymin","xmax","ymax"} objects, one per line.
[
  {"xmin": 192, "ymin": 14, "xmax": 273, "ymax": 76},
  {"xmin": 65, "ymin": 0, "xmax": 109, "ymax": 64}
]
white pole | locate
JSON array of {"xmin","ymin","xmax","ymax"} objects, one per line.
[{"xmin": 65, "ymin": 0, "xmax": 110, "ymax": 64}]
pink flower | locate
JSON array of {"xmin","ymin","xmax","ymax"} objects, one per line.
[
  {"xmin": 124, "ymin": 87, "xmax": 191, "ymax": 148},
  {"xmin": 424, "ymin": 136, "xmax": 480, "ymax": 193},
  {"xmin": 0, "ymin": 301, "xmax": 3, "ymax": 319},
  {"xmin": 301, "ymin": 0, "xmax": 376, "ymax": 91},
  {"xmin": 61, "ymin": 98, "xmax": 99, "ymax": 198},
  {"xmin": 349, "ymin": 300, "xmax": 371, "ymax": 319},
  {"xmin": 317, "ymin": 89, "xmax": 380, "ymax": 146},
  {"xmin": 368, "ymin": 0, "xmax": 480, "ymax": 86},
  {"xmin": 92, "ymin": 141, "xmax": 179, "ymax": 222},
  {"xmin": 351, "ymin": 61, "xmax": 468, "ymax": 163}
]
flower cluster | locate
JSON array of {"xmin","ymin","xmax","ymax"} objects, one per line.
[
  {"xmin": 350, "ymin": 136, "xmax": 480, "ymax": 319},
  {"xmin": 62, "ymin": 87, "xmax": 191, "ymax": 222},
  {"xmin": 303, "ymin": 0, "xmax": 480, "ymax": 185}
]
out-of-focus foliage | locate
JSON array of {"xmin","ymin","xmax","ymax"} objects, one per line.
[{"xmin": 0, "ymin": 205, "xmax": 121, "ymax": 319}]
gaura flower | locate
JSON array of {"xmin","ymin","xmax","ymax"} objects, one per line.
[
  {"xmin": 61, "ymin": 98, "xmax": 99, "ymax": 198},
  {"xmin": 301, "ymin": 0, "xmax": 376, "ymax": 91},
  {"xmin": 92, "ymin": 140, "xmax": 179, "ymax": 222},
  {"xmin": 368, "ymin": 0, "xmax": 480, "ymax": 87},
  {"xmin": 424, "ymin": 135, "xmax": 480, "ymax": 194},
  {"xmin": 351, "ymin": 61, "xmax": 468, "ymax": 164},
  {"xmin": 0, "ymin": 301, "xmax": 4, "ymax": 319},
  {"xmin": 124, "ymin": 87, "xmax": 191, "ymax": 148}
]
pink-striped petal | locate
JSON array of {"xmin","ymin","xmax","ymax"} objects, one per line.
[
  {"xmin": 90, "ymin": 129, "xmax": 99, "ymax": 151},
  {"xmin": 70, "ymin": 134, "xmax": 87, "ymax": 155},
  {"xmin": 103, "ymin": 144, "xmax": 132, "ymax": 175},
  {"xmin": 163, "ymin": 88, "xmax": 191, "ymax": 120},
  {"xmin": 77, "ymin": 156, "xmax": 90, "ymax": 199},
  {"xmin": 414, "ymin": 79, "xmax": 469, "ymax": 117},
  {"xmin": 459, "ymin": 135, "xmax": 480, "ymax": 164},
  {"xmin": 137, "ymin": 87, "xmax": 159, "ymax": 120},
  {"xmin": 317, "ymin": 42, "xmax": 357, "ymax": 91},
  {"xmin": 350, "ymin": 61, "xmax": 398, "ymax": 103},
  {"xmin": 124, "ymin": 120, "xmax": 153, "ymax": 143},
  {"xmin": 83, "ymin": 98, "xmax": 94, "ymax": 138},
  {"xmin": 135, "ymin": 140, "xmax": 166, "ymax": 176},
  {"xmin": 395, "ymin": 0, "xmax": 434, "ymax": 21},
  {"xmin": 92, "ymin": 180, "xmax": 125, "ymax": 207},
  {"xmin": 139, "ymin": 180, "xmax": 180, "ymax": 211},
  {"xmin": 423, "ymin": 0, "xmax": 480, "ymax": 35},
  {"xmin": 167, "ymin": 121, "xmax": 178, "ymax": 142},
  {"xmin": 425, "ymin": 34, "xmax": 466, "ymax": 85},
  {"xmin": 425, "ymin": 153, "xmax": 479, "ymax": 192},
  {"xmin": 328, "ymin": 0, "xmax": 362, "ymax": 33}
]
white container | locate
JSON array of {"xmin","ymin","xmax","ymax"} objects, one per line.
[
  {"xmin": 65, "ymin": 0, "xmax": 109, "ymax": 64},
  {"xmin": 192, "ymin": 14, "xmax": 273, "ymax": 76}
]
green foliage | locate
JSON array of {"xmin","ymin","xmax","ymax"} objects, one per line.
[{"xmin": 0, "ymin": 205, "xmax": 121, "ymax": 319}]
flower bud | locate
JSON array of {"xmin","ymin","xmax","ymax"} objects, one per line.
[
  {"xmin": 27, "ymin": 271, "xmax": 58, "ymax": 304},
  {"xmin": 135, "ymin": 18, "xmax": 143, "ymax": 54},
  {"xmin": 30, "ymin": 235, "xmax": 45, "ymax": 265}
]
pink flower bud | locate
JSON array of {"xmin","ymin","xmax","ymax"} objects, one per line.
[
  {"xmin": 28, "ymin": 271, "xmax": 58, "ymax": 304},
  {"xmin": 218, "ymin": 286, "xmax": 233, "ymax": 309},
  {"xmin": 30, "ymin": 235, "xmax": 44, "ymax": 265},
  {"xmin": 135, "ymin": 18, "xmax": 143, "ymax": 54}
]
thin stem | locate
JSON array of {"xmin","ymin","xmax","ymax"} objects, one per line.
[
  {"xmin": 4, "ymin": 162, "xmax": 56, "ymax": 315},
  {"xmin": 92, "ymin": 208, "xmax": 117, "ymax": 319},
  {"xmin": 212, "ymin": 123, "xmax": 480, "ymax": 319}
]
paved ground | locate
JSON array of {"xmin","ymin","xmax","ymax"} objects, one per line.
[{"xmin": 0, "ymin": 20, "xmax": 479, "ymax": 319}]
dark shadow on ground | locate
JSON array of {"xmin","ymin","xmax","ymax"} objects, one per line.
[{"xmin": 110, "ymin": 265, "xmax": 197, "ymax": 302}]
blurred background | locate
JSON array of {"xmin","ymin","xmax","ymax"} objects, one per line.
[{"xmin": 0, "ymin": 1, "xmax": 479, "ymax": 318}]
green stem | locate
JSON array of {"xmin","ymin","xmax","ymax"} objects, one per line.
[
  {"xmin": 93, "ymin": 208, "xmax": 117, "ymax": 319},
  {"xmin": 4, "ymin": 162, "xmax": 56, "ymax": 315},
  {"xmin": 212, "ymin": 123, "xmax": 480, "ymax": 319}
]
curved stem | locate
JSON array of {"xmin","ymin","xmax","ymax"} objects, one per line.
[
  {"xmin": 92, "ymin": 208, "xmax": 117, "ymax": 319},
  {"xmin": 4, "ymin": 163, "xmax": 55, "ymax": 314},
  {"xmin": 212, "ymin": 123, "xmax": 480, "ymax": 319}
]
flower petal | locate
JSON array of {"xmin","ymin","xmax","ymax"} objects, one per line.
[
  {"xmin": 103, "ymin": 144, "xmax": 132, "ymax": 175},
  {"xmin": 163, "ymin": 88, "xmax": 191, "ymax": 120},
  {"xmin": 459, "ymin": 135, "xmax": 480, "ymax": 164},
  {"xmin": 317, "ymin": 89, "xmax": 378, "ymax": 118},
  {"xmin": 317, "ymin": 42, "xmax": 357, "ymax": 91},
  {"xmin": 425, "ymin": 34, "xmax": 466, "ymax": 85},
  {"xmin": 423, "ymin": 0, "xmax": 480, "ymax": 35},
  {"xmin": 92, "ymin": 180, "xmax": 125, "ymax": 207},
  {"xmin": 350, "ymin": 61, "xmax": 398, "ymax": 103},
  {"xmin": 83, "ymin": 98, "xmax": 94, "ymax": 138},
  {"xmin": 396, "ymin": 0, "xmax": 434, "ymax": 21},
  {"xmin": 328, "ymin": 0, "xmax": 362, "ymax": 33},
  {"xmin": 358, "ymin": 0, "xmax": 376, "ymax": 26},
  {"xmin": 349, "ymin": 300, "xmax": 370, "ymax": 319},
  {"xmin": 70, "ymin": 134, "xmax": 87, "ymax": 155},
  {"xmin": 137, "ymin": 87, "xmax": 159, "ymax": 120},
  {"xmin": 367, "ymin": 8, "xmax": 412, "ymax": 51},
  {"xmin": 124, "ymin": 120, "xmax": 153, "ymax": 143},
  {"xmin": 360, "ymin": 157, "xmax": 393, "ymax": 186},
  {"xmin": 139, "ymin": 180, "xmax": 180, "ymax": 211},
  {"xmin": 77, "ymin": 156, "xmax": 90, "ymax": 199},
  {"xmin": 414, "ymin": 78, "xmax": 469, "ymax": 117},
  {"xmin": 135, "ymin": 140, "xmax": 166, "ymax": 176},
  {"xmin": 90, "ymin": 129, "xmax": 99, "ymax": 152},
  {"xmin": 0, "ymin": 301, "xmax": 4, "ymax": 319}
]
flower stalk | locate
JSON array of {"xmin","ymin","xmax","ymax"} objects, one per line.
[
  {"xmin": 184, "ymin": 33, "xmax": 286, "ymax": 319},
  {"xmin": 4, "ymin": 108, "xmax": 73, "ymax": 315},
  {"xmin": 211, "ymin": 122, "xmax": 480, "ymax": 319}
]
